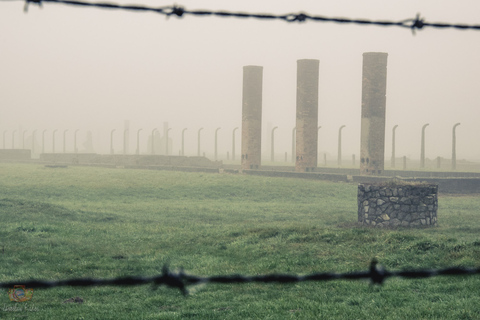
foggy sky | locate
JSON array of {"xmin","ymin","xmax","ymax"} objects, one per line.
[{"xmin": 1, "ymin": 0, "xmax": 480, "ymax": 161}]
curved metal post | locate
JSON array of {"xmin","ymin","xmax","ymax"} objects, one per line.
[
  {"xmin": 74, "ymin": 129, "xmax": 80, "ymax": 153},
  {"xmin": 452, "ymin": 123, "xmax": 461, "ymax": 170},
  {"xmin": 197, "ymin": 128, "xmax": 203, "ymax": 156},
  {"xmin": 166, "ymin": 128, "xmax": 172, "ymax": 155},
  {"xmin": 63, "ymin": 129, "xmax": 68, "ymax": 153},
  {"xmin": 22, "ymin": 130, "xmax": 28, "ymax": 149},
  {"xmin": 151, "ymin": 128, "xmax": 157, "ymax": 155},
  {"xmin": 42, "ymin": 130, "xmax": 47, "ymax": 154},
  {"xmin": 271, "ymin": 126, "xmax": 278, "ymax": 162},
  {"xmin": 181, "ymin": 128, "xmax": 187, "ymax": 156},
  {"xmin": 337, "ymin": 125, "xmax": 346, "ymax": 166},
  {"xmin": 291, "ymin": 127, "xmax": 296, "ymax": 163},
  {"xmin": 317, "ymin": 126, "xmax": 321, "ymax": 160},
  {"xmin": 214, "ymin": 127, "xmax": 221, "ymax": 160},
  {"xmin": 110, "ymin": 129, "xmax": 116, "ymax": 155},
  {"xmin": 136, "ymin": 129, "xmax": 142, "ymax": 155},
  {"xmin": 32, "ymin": 130, "xmax": 37, "ymax": 154},
  {"xmin": 232, "ymin": 127, "xmax": 238, "ymax": 161},
  {"xmin": 123, "ymin": 129, "xmax": 129, "ymax": 155},
  {"xmin": 420, "ymin": 123, "xmax": 429, "ymax": 168},
  {"xmin": 52, "ymin": 129, "xmax": 58, "ymax": 153},
  {"xmin": 391, "ymin": 125, "xmax": 398, "ymax": 168},
  {"xmin": 12, "ymin": 130, "xmax": 17, "ymax": 149}
]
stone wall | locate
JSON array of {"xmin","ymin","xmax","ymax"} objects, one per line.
[
  {"xmin": 39, "ymin": 153, "xmax": 222, "ymax": 168},
  {"xmin": 358, "ymin": 183, "xmax": 438, "ymax": 227},
  {"xmin": 40, "ymin": 153, "xmax": 99, "ymax": 164}
]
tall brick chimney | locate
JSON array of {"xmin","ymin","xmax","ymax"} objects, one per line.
[
  {"xmin": 360, "ymin": 52, "xmax": 388, "ymax": 175},
  {"xmin": 295, "ymin": 59, "xmax": 319, "ymax": 172},
  {"xmin": 241, "ymin": 66, "xmax": 263, "ymax": 170}
]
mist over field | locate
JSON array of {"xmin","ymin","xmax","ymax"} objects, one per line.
[
  {"xmin": 1, "ymin": 0, "xmax": 480, "ymax": 162},
  {"xmin": 1, "ymin": 163, "xmax": 480, "ymax": 318}
]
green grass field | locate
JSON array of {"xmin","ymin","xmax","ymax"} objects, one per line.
[{"xmin": 1, "ymin": 163, "xmax": 479, "ymax": 319}]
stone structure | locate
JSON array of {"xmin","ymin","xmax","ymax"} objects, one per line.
[
  {"xmin": 241, "ymin": 66, "xmax": 263, "ymax": 170},
  {"xmin": 360, "ymin": 52, "xmax": 388, "ymax": 175},
  {"xmin": 39, "ymin": 153, "xmax": 222, "ymax": 168},
  {"xmin": 295, "ymin": 59, "xmax": 319, "ymax": 172},
  {"xmin": 358, "ymin": 183, "xmax": 438, "ymax": 227}
]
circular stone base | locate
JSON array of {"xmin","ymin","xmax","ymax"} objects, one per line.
[{"xmin": 357, "ymin": 182, "xmax": 438, "ymax": 227}]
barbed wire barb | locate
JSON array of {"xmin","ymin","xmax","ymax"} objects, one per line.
[{"xmin": 1, "ymin": 260, "xmax": 479, "ymax": 295}]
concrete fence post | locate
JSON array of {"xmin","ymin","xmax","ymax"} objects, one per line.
[
  {"xmin": 110, "ymin": 129, "xmax": 116, "ymax": 155},
  {"xmin": 166, "ymin": 128, "xmax": 172, "ymax": 156},
  {"xmin": 420, "ymin": 123, "xmax": 429, "ymax": 168},
  {"xmin": 74, "ymin": 129, "xmax": 80, "ymax": 154},
  {"xmin": 337, "ymin": 125, "xmax": 346, "ymax": 167},
  {"xmin": 232, "ymin": 127, "xmax": 238, "ymax": 161},
  {"xmin": 52, "ymin": 130, "xmax": 57, "ymax": 153},
  {"xmin": 136, "ymin": 129, "xmax": 143, "ymax": 155},
  {"xmin": 452, "ymin": 123, "xmax": 461, "ymax": 170},
  {"xmin": 271, "ymin": 126, "xmax": 278, "ymax": 162},
  {"xmin": 391, "ymin": 125, "xmax": 398, "ymax": 168},
  {"xmin": 197, "ymin": 128, "xmax": 203, "ymax": 157},
  {"xmin": 214, "ymin": 127, "xmax": 221, "ymax": 160}
]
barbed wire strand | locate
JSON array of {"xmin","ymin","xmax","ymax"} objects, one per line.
[
  {"xmin": 1, "ymin": 260, "xmax": 479, "ymax": 296},
  {"xmin": 7, "ymin": 0, "xmax": 479, "ymax": 33}
]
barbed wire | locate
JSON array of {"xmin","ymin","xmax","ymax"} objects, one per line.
[
  {"xmin": 1, "ymin": 261, "xmax": 479, "ymax": 295},
  {"xmin": 4, "ymin": 0, "xmax": 478, "ymax": 33}
]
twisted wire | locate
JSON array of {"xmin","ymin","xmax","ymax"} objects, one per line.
[
  {"xmin": 9, "ymin": 0, "xmax": 479, "ymax": 33},
  {"xmin": 1, "ymin": 260, "xmax": 479, "ymax": 295}
]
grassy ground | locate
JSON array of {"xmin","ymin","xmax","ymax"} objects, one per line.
[{"xmin": 0, "ymin": 163, "xmax": 479, "ymax": 319}]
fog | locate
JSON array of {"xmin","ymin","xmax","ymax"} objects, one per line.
[{"xmin": 1, "ymin": 0, "xmax": 480, "ymax": 162}]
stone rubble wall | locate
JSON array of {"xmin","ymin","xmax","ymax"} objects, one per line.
[
  {"xmin": 39, "ymin": 153, "xmax": 222, "ymax": 168},
  {"xmin": 358, "ymin": 183, "xmax": 438, "ymax": 227}
]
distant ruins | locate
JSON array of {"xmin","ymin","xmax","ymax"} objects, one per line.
[
  {"xmin": 240, "ymin": 53, "xmax": 389, "ymax": 175},
  {"xmin": 295, "ymin": 59, "xmax": 320, "ymax": 173},
  {"xmin": 241, "ymin": 66, "xmax": 263, "ymax": 170},
  {"xmin": 360, "ymin": 52, "xmax": 388, "ymax": 175},
  {"xmin": 5, "ymin": 53, "xmax": 395, "ymax": 177}
]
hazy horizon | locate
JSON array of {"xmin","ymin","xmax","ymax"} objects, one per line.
[{"xmin": 1, "ymin": 0, "xmax": 480, "ymax": 162}]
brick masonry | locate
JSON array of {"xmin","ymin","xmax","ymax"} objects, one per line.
[
  {"xmin": 360, "ymin": 52, "xmax": 388, "ymax": 175},
  {"xmin": 241, "ymin": 65, "xmax": 263, "ymax": 170},
  {"xmin": 358, "ymin": 183, "xmax": 438, "ymax": 227},
  {"xmin": 295, "ymin": 59, "xmax": 319, "ymax": 172}
]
